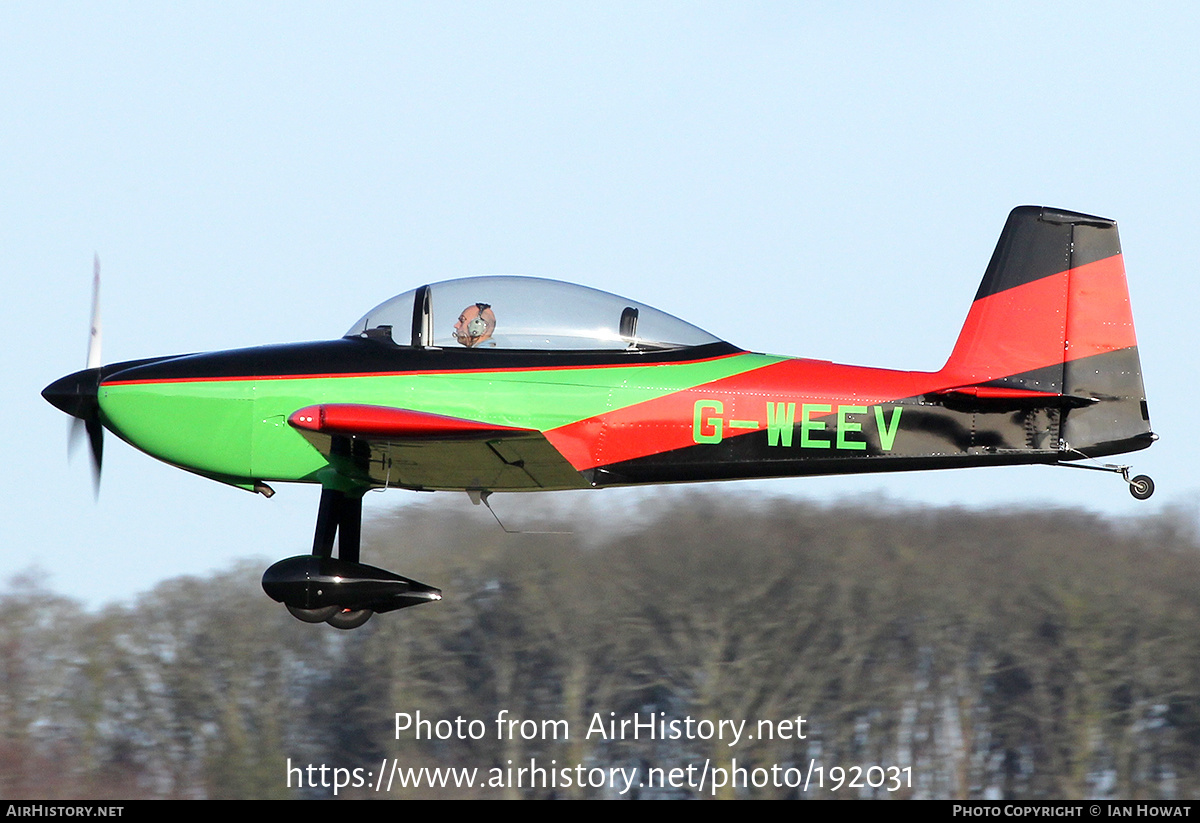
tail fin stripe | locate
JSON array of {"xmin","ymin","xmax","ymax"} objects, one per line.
[
  {"xmin": 1065, "ymin": 255, "xmax": 1138, "ymax": 359},
  {"xmin": 943, "ymin": 251, "xmax": 1135, "ymax": 386}
]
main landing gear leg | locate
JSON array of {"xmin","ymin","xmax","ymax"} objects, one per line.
[
  {"xmin": 294, "ymin": 489, "xmax": 370, "ymax": 628},
  {"xmin": 262, "ymin": 488, "xmax": 442, "ymax": 629}
]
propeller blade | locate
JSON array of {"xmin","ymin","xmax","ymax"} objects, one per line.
[
  {"xmin": 68, "ymin": 416, "xmax": 85, "ymax": 461},
  {"xmin": 85, "ymin": 413, "xmax": 104, "ymax": 495},
  {"xmin": 87, "ymin": 254, "xmax": 102, "ymax": 369}
]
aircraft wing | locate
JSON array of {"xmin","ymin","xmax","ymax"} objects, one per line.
[{"xmin": 288, "ymin": 404, "xmax": 588, "ymax": 491}]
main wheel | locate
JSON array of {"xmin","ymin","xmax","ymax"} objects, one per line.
[
  {"xmin": 327, "ymin": 608, "xmax": 373, "ymax": 630},
  {"xmin": 287, "ymin": 604, "xmax": 338, "ymax": 623},
  {"xmin": 1129, "ymin": 475, "xmax": 1155, "ymax": 500}
]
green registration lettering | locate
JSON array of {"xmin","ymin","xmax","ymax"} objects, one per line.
[
  {"xmin": 766, "ymin": 402, "xmax": 796, "ymax": 447},
  {"xmin": 800, "ymin": 404, "xmax": 831, "ymax": 449},
  {"xmin": 874, "ymin": 405, "xmax": 903, "ymax": 451},
  {"xmin": 693, "ymin": 399, "xmax": 724, "ymax": 444},
  {"xmin": 836, "ymin": 406, "xmax": 868, "ymax": 450}
]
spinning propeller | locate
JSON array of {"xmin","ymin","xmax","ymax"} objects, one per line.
[{"xmin": 44, "ymin": 255, "xmax": 105, "ymax": 494}]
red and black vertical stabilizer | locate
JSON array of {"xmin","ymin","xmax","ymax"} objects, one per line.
[{"xmin": 939, "ymin": 206, "xmax": 1153, "ymax": 459}]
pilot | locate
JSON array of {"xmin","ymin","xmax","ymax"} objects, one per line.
[{"xmin": 453, "ymin": 302, "xmax": 496, "ymax": 347}]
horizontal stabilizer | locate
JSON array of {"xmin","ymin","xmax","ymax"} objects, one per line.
[{"xmin": 928, "ymin": 385, "xmax": 1097, "ymax": 410}]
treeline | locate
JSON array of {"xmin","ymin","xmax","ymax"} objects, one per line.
[{"xmin": 3, "ymin": 492, "xmax": 1199, "ymax": 799}]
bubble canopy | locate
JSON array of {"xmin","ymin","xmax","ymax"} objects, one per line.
[{"xmin": 345, "ymin": 276, "xmax": 723, "ymax": 351}]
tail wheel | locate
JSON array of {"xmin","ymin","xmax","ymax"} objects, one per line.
[
  {"xmin": 1129, "ymin": 475, "xmax": 1155, "ymax": 500},
  {"xmin": 327, "ymin": 608, "xmax": 373, "ymax": 630}
]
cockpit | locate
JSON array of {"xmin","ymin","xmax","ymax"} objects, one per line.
[{"xmin": 345, "ymin": 276, "xmax": 723, "ymax": 351}]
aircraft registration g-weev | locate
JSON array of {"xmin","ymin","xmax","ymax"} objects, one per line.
[{"xmin": 44, "ymin": 206, "xmax": 1156, "ymax": 628}]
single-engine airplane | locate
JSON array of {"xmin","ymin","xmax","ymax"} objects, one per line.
[{"xmin": 44, "ymin": 206, "xmax": 1156, "ymax": 628}]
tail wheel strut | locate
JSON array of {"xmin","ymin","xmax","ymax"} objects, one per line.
[{"xmin": 1059, "ymin": 459, "xmax": 1155, "ymax": 500}]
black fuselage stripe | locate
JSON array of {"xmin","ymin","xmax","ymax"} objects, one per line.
[{"xmin": 104, "ymin": 339, "xmax": 743, "ymax": 383}]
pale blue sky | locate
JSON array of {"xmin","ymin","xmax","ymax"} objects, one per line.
[{"xmin": 4, "ymin": 3, "xmax": 1198, "ymax": 606}]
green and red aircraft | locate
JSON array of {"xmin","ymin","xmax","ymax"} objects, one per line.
[{"xmin": 43, "ymin": 206, "xmax": 1156, "ymax": 628}]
